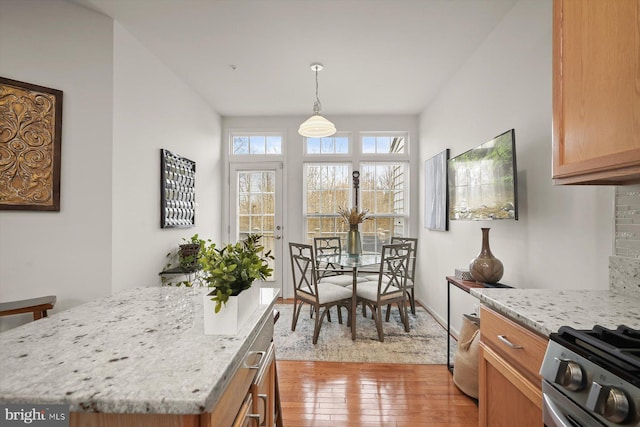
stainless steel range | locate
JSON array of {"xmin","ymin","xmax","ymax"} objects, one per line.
[{"xmin": 540, "ymin": 325, "xmax": 640, "ymax": 427}]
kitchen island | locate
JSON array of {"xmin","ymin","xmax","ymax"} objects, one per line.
[{"xmin": 0, "ymin": 286, "xmax": 280, "ymax": 426}]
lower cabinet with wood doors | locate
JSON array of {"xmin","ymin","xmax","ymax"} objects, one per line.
[
  {"xmin": 202, "ymin": 315, "xmax": 277, "ymax": 427},
  {"xmin": 478, "ymin": 306, "xmax": 548, "ymax": 427}
]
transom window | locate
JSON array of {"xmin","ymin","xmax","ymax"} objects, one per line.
[
  {"xmin": 361, "ymin": 133, "xmax": 407, "ymax": 154},
  {"xmin": 305, "ymin": 134, "xmax": 350, "ymax": 155},
  {"xmin": 231, "ymin": 133, "xmax": 282, "ymax": 155}
]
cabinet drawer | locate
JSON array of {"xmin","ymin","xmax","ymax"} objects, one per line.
[{"xmin": 480, "ymin": 306, "xmax": 547, "ymax": 386}]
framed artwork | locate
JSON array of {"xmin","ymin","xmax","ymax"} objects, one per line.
[
  {"xmin": 0, "ymin": 77, "xmax": 63, "ymax": 211},
  {"xmin": 161, "ymin": 149, "xmax": 196, "ymax": 228},
  {"xmin": 424, "ymin": 149, "xmax": 449, "ymax": 231}
]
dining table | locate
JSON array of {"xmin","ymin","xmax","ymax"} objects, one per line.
[{"xmin": 316, "ymin": 252, "xmax": 381, "ymax": 340}]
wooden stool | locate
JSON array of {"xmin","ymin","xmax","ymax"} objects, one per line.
[{"xmin": 0, "ymin": 295, "xmax": 56, "ymax": 321}]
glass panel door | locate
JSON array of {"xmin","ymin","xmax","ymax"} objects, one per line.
[{"xmin": 229, "ymin": 163, "xmax": 283, "ymax": 294}]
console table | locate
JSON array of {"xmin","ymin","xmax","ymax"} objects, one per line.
[{"xmin": 445, "ymin": 276, "xmax": 511, "ymax": 373}]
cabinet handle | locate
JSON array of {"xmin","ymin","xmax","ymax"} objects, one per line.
[
  {"xmin": 247, "ymin": 414, "xmax": 261, "ymax": 427},
  {"xmin": 244, "ymin": 351, "xmax": 266, "ymax": 369},
  {"xmin": 258, "ymin": 394, "xmax": 268, "ymax": 426},
  {"xmin": 497, "ymin": 335, "xmax": 523, "ymax": 349}
]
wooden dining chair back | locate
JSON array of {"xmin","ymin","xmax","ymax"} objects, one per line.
[
  {"xmin": 289, "ymin": 242, "xmax": 353, "ymax": 344},
  {"xmin": 350, "ymin": 243, "xmax": 411, "ymax": 342},
  {"xmin": 312, "ymin": 237, "xmax": 353, "ymax": 287},
  {"xmin": 390, "ymin": 236, "xmax": 418, "ymax": 314}
]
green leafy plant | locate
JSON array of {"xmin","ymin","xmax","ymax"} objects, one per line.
[
  {"xmin": 201, "ymin": 234, "xmax": 274, "ymax": 313},
  {"xmin": 162, "ymin": 234, "xmax": 210, "ymax": 287}
]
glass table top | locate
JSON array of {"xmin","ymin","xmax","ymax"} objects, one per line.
[{"xmin": 317, "ymin": 252, "xmax": 381, "ymax": 268}]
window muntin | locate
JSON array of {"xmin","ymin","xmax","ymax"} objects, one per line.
[
  {"xmin": 361, "ymin": 134, "xmax": 407, "ymax": 154},
  {"xmin": 305, "ymin": 135, "xmax": 349, "ymax": 155},
  {"xmin": 231, "ymin": 134, "xmax": 282, "ymax": 155}
]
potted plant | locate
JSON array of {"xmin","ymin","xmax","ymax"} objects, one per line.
[
  {"xmin": 200, "ymin": 234, "xmax": 274, "ymax": 313},
  {"xmin": 178, "ymin": 234, "xmax": 205, "ymax": 269},
  {"xmin": 161, "ymin": 234, "xmax": 210, "ymax": 287}
]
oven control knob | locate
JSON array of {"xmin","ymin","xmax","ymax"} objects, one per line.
[
  {"xmin": 586, "ymin": 382, "xmax": 630, "ymax": 423},
  {"xmin": 553, "ymin": 359, "xmax": 586, "ymax": 391}
]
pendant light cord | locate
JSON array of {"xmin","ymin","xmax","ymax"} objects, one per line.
[{"xmin": 314, "ymin": 67, "xmax": 322, "ymax": 114}]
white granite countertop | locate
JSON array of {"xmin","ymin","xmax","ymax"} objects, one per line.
[
  {"xmin": 0, "ymin": 286, "xmax": 279, "ymax": 414},
  {"xmin": 471, "ymin": 288, "xmax": 640, "ymax": 337}
]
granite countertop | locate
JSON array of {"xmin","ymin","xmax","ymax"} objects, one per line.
[
  {"xmin": 0, "ymin": 286, "xmax": 279, "ymax": 414},
  {"xmin": 470, "ymin": 288, "xmax": 640, "ymax": 337}
]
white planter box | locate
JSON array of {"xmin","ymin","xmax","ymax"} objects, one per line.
[{"xmin": 202, "ymin": 285, "xmax": 260, "ymax": 335}]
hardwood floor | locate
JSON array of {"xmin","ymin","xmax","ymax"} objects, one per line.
[{"xmin": 276, "ymin": 361, "xmax": 478, "ymax": 427}]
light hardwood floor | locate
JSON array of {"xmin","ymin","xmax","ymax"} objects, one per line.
[{"xmin": 276, "ymin": 361, "xmax": 478, "ymax": 427}]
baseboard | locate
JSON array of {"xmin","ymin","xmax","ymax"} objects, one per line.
[{"xmin": 416, "ymin": 298, "xmax": 458, "ymax": 340}]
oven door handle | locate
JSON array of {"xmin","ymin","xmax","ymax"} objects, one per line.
[{"xmin": 543, "ymin": 393, "xmax": 581, "ymax": 427}]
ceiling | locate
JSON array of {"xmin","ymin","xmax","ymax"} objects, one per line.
[{"xmin": 70, "ymin": 0, "xmax": 517, "ymax": 117}]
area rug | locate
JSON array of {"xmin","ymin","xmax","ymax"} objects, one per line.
[{"xmin": 273, "ymin": 303, "xmax": 451, "ymax": 364}]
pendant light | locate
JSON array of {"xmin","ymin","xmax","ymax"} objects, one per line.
[{"xmin": 298, "ymin": 63, "xmax": 336, "ymax": 138}]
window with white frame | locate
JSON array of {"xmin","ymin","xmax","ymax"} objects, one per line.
[
  {"xmin": 360, "ymin": 162, "xmax": 408, "ymax": 250},
  {"xmin": 304, "ymin": 163, "xmax": 351, "ymax": 241},
  {"xmin": 361, "ymin": 133, "xmax": 406, "ymax": 154},
  {"xmin": 231, "ymin": 132, "xmax": 283, "ymax": 155},
  {"xmin": 303, "ymin": 132, "xmax": 410, "ymax": 251},
  {"xmin": 305, "ymin": 135, "xmax": 350, "ymax": 155}
]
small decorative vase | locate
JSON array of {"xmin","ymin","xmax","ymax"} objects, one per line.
[
  {"xmin": 469, "ymin": 227, "xmax": 503, "ymax": 284},
  {"xmin": 346, "ymin": 224, "xmax": 362, "ymax": 256}
]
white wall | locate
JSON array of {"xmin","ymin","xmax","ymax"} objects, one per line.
[
  {"xmin": 417, "ymin": 0, "xmax": 614, "ymax": 335},
  {"xmin": 0, "ymin": 0, "xmax": 114, "ymax": 330},
  {"xmin": 111, "ymin": 23, "xmax": 223, "ymax": 292},
  {"xmin": 0, "ymin": 1, "xmax": 223, "ymax": 331},
  {"xmin": 222, "ymin": 115, "xmax": 419, "ymax": 298}
]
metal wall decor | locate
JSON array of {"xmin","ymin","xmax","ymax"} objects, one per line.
[
  {"xmin": 160, "ymin": 149, "xmax": 196, "ymax": 228},
  {"xmin": 0, "ymin": 77, "xmax": 63, "ymax": 211}
]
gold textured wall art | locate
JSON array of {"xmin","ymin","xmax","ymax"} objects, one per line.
[{"xmin": 0, "ymin": 77, "xmax": 63, "ymax": 211}]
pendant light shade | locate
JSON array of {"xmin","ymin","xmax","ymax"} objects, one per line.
[
  {"xmin": 299, "ymin": 63, "xmax": 336, "ymax": 138},
  {"xmin": 298, "ymin": 113, "xmax": 337, "ymax": 138}
]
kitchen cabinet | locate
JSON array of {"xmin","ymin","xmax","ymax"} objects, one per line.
[
  {"xmin": 203, "ymin": 321, "xmax": 276, "ymax": 427},
  {"xmin": 478, "ymin": 306, "xmax": 547, "ymax": 427},
  {"xmin": 552, "ymin": 0, "xmax": 640, "ymax": 185}
]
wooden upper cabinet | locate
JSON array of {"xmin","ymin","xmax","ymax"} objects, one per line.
[{"xmin": 553, "ymin": 0, "xmax": 640, "ymax": 184}]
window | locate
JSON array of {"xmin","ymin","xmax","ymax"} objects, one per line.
[
  {"xmin": 305, "ymin": 134, "xmax": 349, "ymax": 155},
  {"xmin": 361, "ymin": 133, "xmax": 407, "ymax": 154},
  {"xmin": 303, "ymin": 132, "xmax": 410, "ymax": 250},
  {"xmin": 231, "ymin": 133, "xmax": 282, "ymax": 155},
  {"xmin": 360, "ymin": 162, "xmax": 408, "ymax": 250},
  {"xmin": 304, "ymin": 163, "xmax": 351, "ymax": 241}
]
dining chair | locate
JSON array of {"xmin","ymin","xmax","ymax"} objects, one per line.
[
  {"xmin": 390, "ymin": 236, "xmax": 418, "ymax": 315},
  {"xmin": 313, "ymin": 237, "xmax": 352, "ymax": 287},
  {"xmin": 348, "ymin": 243, "xmax": 411, "ymax": 342},
  {"xmin": 289, "ymin": 242, "xmax": 353, "ymax": 344}
]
